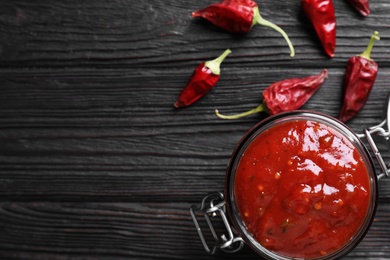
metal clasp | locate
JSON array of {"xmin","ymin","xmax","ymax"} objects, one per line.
[
  {"xmin": 357, "ymin": 119, "xmax": 390, "ymax": 179},
  {"xmin": 190, "ymin": 192, "xmax": 244, "ymax": 255},
  {"xmin": 357, "ymin": 93, "xmax": 390, "ymax": 179}
]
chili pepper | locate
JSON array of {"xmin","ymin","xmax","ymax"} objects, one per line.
[
  {"xmin": 301, "ymin": 0, "xmax": 336, "ymax": 58},
  {"xmin": 192, "ymin": 0, "xmax": 295, "ymax": 57},
  {"xmin": 346, "ymin": 0, "xmax": 370, "ymax": 16},
  {"xmin": 339, "ymin": 32, "xmax": 379, "ymax": 123},
  {"xmin": 174, "ymin": 49, "xmax": 231, "ymax": 108},
  {"xmin": 215, "ymin": 69, "xmax": 328, "ymax": 119}
]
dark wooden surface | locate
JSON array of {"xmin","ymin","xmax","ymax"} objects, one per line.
[{"xmin": 1, "ymin": 0, "xmax": 390, "ymax": 259}]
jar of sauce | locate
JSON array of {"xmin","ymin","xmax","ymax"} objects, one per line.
[{"xmin": 191, "ymin": 96, "xmax": 390, "ymax": 259}]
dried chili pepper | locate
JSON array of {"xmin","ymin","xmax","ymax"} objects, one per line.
[
  {"xmin": 174, "ymin": 49, "xmax": 231, "ymax": 108},
  {"xmin": 216, "ymin": 69, "xmax": 328, "ymax": 119},
  {"xmin": 192, "ymin": 0, "xmax": 295, "ymax": 57},
  {"xmin": 346, "ymin": 0, "xmax": 370, "ymax": 16},
  {"xmin": 339, "ymin": 32, "xmax": 379, "ymax": 123},
  {"xmin": 301, "ymin": 0, "xmax": 336, "ymax": 58}
]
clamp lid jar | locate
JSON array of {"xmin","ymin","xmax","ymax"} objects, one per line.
[
  {"xmin": 226, "ymin": 111, "xmax": 377, "ymax": 259},
  {"xmin": 191, "ymin": 94, "xmax": 390, "ymax": 259}
]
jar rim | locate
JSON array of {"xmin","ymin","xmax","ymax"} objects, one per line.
[{"xmin": 225, "ymin": 110, "xmax": 378, "ymax": 260}]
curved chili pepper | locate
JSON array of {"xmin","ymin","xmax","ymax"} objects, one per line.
[
  {"xmin": 215, "ymin": 69, "xmax": 328, "ymax": 119},
  {"xmin": 339, "ymin": 32, "xmax": 379, "ymax": 123},
  {"xmin": 346, "ymin": 0, "xmax": 370, "ymax": 16},
  {"xmin": 301, "ymin": 0, "xmax": 336, "ymax": 58},
  {"xmin": 192, "ymin": 0, "xmax": 295, "ymax": 57},
  {"xmin": 174, "ymin": 49, "xmax": 231, "ymax": 108}
]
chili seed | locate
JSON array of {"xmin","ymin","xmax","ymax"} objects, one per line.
[
  {"xmin": 314, "ymin": 202, "xmax": 322, "ymax": 210},
  {"xmin": 336, "ymin": 199, "xmax": 344, "ymax": 206}
]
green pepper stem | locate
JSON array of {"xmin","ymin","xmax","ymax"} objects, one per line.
[
  {"xmin": 252, "ymin": 7, "xmax": 295, "ymax": 58},
  {"xmin": 215, "ymin": 102, "xmax": 267, "ymax": 119},
  {"xmin": 360, "ymin": 31, "xmax": 380, "ymax": 60},
  {"xmin": 204, "ymin": 49, "xmax": 232, "ymax": 75}
]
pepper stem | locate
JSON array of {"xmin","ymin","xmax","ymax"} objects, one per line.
[
  {"xmin": 215, "ymin": 102, "xmax": 267, "ymax": 119},
  {"xmin": 360, "ymin": 31, "xmax": 380, "ymax": 60},
  {"xmin": 204, "ymin": 49, "xmax": 232, "ymax": 75},
  {"xmin": 252, "ymin": 7, "xmax": 295, "ymax": 57}
]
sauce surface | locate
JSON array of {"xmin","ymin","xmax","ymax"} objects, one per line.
[{"xmin": 234, "ymin": 120, "xmax": 371, "ymax": 258}]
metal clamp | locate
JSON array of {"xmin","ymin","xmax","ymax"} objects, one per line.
[
  {"xmin": 358, "ymin": 119, "xmax": 390, "ymax": 179},
  {"xmin": 190, "ymin": 192, "xmax": 244, "ymax": 255},
  {"xmin": 356, "ymin": 93, "xmax": 390, "ymax": 179}
]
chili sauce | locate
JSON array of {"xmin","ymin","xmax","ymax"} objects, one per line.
[{"xmin": 234, "ymin": 120, "xmax": 371, "ymax": 258}]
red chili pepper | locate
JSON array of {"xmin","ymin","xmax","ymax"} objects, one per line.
[
  {"xmin": 192, "ymin": 0, "xmax": 295, "ymax": 57},
  {"xmin": 346, "ymin": 0, "xmax": 370, "ymax": 16},
  {"xmin": 339, "ymin": 32, "xmax": 379, "ymax": 123},
  {"xmin": 301, "ymin": 0, "xmax": 336, "ymax": 58},
  {"xmin": 174, "ymin": 49, "xmax": 231, "ymax": 108},
  {"xmin": 215, "ymin": 69, "xmax": 328, "ymax": 119}
]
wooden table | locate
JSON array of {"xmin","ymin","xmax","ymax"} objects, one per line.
[{"xmin": 1, "ymin": 1, "xmax": 390, "ymax": 259}]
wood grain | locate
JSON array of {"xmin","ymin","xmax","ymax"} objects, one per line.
[
  {"xmin": 0, "ymin": 0, "xmax": 390, "ymax": 68},
  {"xmin": 1, "ymin": 0, "xmax": 390, "ymax": 259},
  {"xmin": 0, "ymin": 202, "xmax": 389, "ymax": 259}
]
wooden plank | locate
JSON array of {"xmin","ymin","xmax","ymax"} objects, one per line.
[
  {"xmin": 1, "ymin": 68, "xmax": 390, "ymax": 202},
  {"xmin": 0, "ymin": 201, "xmax": 389, "ymax": 259},
  {"xmin": 0, "ymin": 0, "xmax": 389, "ymax": 68}
]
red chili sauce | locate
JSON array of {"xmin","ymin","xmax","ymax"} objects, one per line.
[{"xmin": 234, "ymin": 120, "xmax": 371, "ymax": 258}]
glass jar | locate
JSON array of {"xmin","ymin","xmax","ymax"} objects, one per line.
[{"xmin": 191, "ymin": 98, "xmax": 390, "ymax": 259}]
